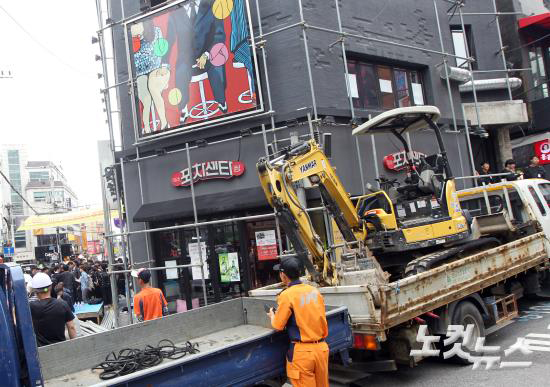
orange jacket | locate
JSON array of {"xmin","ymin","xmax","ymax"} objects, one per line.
[
  {"xmin": 272, "ymin": 281, "xmax": 328, "ymax": 342},
  {"xmin": 133, "ymin": 287, "xmax": 168, "ymax": 321}
]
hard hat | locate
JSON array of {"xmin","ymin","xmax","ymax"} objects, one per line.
[{"xmin": 31, "ymin": 272, "xmax": 52, "ymax": 290}]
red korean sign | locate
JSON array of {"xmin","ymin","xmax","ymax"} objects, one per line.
[
  {"xmin": 534, "ymin": 139, "xmax": 550, "ymax": 165},
  {"xmin": 383, "ymin": 150, "xmax": 426, "ymax": 171},
  {"xmin": 255, "ymin": 230, "xmax": 278, "ymax": 261},
  {"xmin": 171, "ymin": 160, "xmax": 245, "ymax": 187}
]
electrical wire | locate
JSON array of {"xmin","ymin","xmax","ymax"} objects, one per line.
[
  {"xmin": 0, "ymin": 169, "xmax": 39, "ymax": 215},
  {"xmin": 92, "ymin": 339, "xmax": 200, "ymax": 380},
  {"xmin": 0, "ymin": 5, "xmax": 93, "ymax": 79}
]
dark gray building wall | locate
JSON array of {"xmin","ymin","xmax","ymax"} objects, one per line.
[
  {"xmin": 106, "ymin": 0, "xmax": 505, "ymax": 264},
  {"xmin": 110, "ymin": 0, "xmax": 507, "ymax": 154}
]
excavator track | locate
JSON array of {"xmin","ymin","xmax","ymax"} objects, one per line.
[{"xmin": 404, "ymin": 237, "xmax": 500, "ymax": 277}]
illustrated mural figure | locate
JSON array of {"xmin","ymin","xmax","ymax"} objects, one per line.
[
  {"xmin": 167, "ymin": 0, "xmax": 228, "ymax": 123},
  {"xmin": 131, "ymin": 21, "xmax": 171, "ymax": 133},
  {"xmin": 130, "ymin": 0, "xmax": 259, "ymax": 137}
]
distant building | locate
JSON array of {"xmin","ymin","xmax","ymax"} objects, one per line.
[
  {"xmin": 0, "ymin": 148, "xmax": 79, "ymax": 263},
  {"xmin": 0, "ymin": 144, "xmax": 31, "ymax": 262},
  {"xmin": 496, "ymin": 0, "xmax": 550, "ymax": 173},
  {"xmin": 24, "ymin": 161, "xmax": 79, "ymax": 262}
]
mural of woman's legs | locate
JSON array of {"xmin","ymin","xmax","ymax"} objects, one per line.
[
  {"xmin": 136, "ymin": 74, "xmax": 152, "ymax": 133},
  {"xmin": 148, "ymin": 67, "xmax": 171, "ymax": 130}
]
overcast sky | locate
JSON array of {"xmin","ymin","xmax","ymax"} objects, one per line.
[{"xmin": 0, "ymin": 0, "xmax": 108, "ymax": 208}]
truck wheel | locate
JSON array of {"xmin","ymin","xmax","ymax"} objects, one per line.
[{"xmin": 440, "ymin": 301, "xmax": 485, "ymax": 365}]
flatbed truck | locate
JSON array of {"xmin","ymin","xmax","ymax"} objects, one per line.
[{"xmin": 251, "ymin": 179, "xmax": 550, "ymax": 365}]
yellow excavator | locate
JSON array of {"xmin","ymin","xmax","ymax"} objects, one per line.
[{"xmin": 257, "ymin": 106, "xmax": 493, "ymax": 284}]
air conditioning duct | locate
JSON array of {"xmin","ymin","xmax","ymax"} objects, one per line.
[
  {"xmin": 439, "ymin": 64, "xmax": 471, "ymax": 82},
  {"xmin": 459, "ymin": 78, "xmax": 522, "ymax": 93}
]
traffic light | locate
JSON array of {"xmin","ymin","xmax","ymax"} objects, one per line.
[{"xmin": 104, "ymin": 166, "xmax": 118, "ymax": 201}]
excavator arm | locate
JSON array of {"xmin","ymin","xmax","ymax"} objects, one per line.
[{"xmin": 257, "ymin": 140, "xmax": 366, "ymax": 283}]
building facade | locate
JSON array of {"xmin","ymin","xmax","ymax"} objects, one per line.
[
  {"xmin": 496, "ymin": 0, "xmax": 550, "ymax": 173},
  {"xmin": 105, "ymin": 0, "xmax": 531, "ymax": 312},
  {"xmin": 24, "ymin": 161, "xmax": 79, "ymax": 262},
  {"xmin": 0, "ymin": 144, "xmax": 31, "ymax": 262}
]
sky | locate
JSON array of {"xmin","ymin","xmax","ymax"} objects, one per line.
[{"xmin": 0, "ymin": 0, "xmax": 109, "ymax": 208}]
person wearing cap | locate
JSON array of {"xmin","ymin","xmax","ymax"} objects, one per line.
[
  {"xmin": 267, "ymin": 257, "xmax": 329, "ymax": 387},
  {"xmin": 29, "ymin": 272, "xmax": 77, "ymax": 346},
  {"xmin": 132, "ymin": 268, "xmax": 168, "ymax": 321}
]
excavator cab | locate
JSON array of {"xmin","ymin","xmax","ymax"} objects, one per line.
[{"xmin": 352, "ymin": 106, "xmax": 470, "ymax": 266}]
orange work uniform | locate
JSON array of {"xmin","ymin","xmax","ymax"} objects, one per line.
[
  {"xmin": 272, "ymin": 280, "xmax": 329, "ymax": 387},
  {"xmin": 133, "ymin": 287, "xmax": 168, "ymax": 321}
]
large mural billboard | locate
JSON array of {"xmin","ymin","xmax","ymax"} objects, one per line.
[{"xmin": 126, "ymin": 0, "xmax": 262, "ymax": 138}]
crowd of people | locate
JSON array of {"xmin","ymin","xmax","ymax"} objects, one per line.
[
  {"xmin": 25, "ymin": 256, "xmax": 116, "ymax": 347},
  {"xmin": 26, "ymin": 257, "xmax": 114, "ymax": 309},
  {"xmin": 476, "ymin": 155, "xmax": 547, "ymax": 185}
]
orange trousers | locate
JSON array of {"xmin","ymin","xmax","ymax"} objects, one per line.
[{"xmin": 286, "ymin": 342, "xmax": 329, "ymax": 387}]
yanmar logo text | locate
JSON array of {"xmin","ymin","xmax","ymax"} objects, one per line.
[{"xmin": 299, "ymin": 160, "xmax": 317, "ymax": 174}]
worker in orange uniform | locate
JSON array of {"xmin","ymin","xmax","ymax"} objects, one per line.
[
  {"xmin": 267, "ymin": 257, "xmax": 329, "ymax": 387},
  {"xmin": 132, "ymin": 268, "xmax": 168, "ymax": 321}
]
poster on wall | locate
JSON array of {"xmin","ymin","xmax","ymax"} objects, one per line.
[
  {"xmin": 126, "ymin": 0, "xmax": 263, "ymax": 139},
  {"xmin": 189, "ymin": 242, "xmax": 209, "ymax": 279},
  {"xmin": 219, "ymin": 252, "xmax": 240, "ymax": 282},
  {"xmin": 534, "ymin": 139, "xmax": 550, "ymax": 165},
  {"xmin": 165, "ymin": 260, "xmax": 179, "ymax": 279},
  {"xmin": 255, "ymin": 230, "xmax": 278, "ymax": 261}
]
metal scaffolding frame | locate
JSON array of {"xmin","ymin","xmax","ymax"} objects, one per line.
[{"xmin": 93, "ymin": 0, "xmax": 521, "ymax": 326}]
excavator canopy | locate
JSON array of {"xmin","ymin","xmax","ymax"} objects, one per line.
[{"xmin": 352, "ymin": 106, "xmax": 441, "ymax": 136}]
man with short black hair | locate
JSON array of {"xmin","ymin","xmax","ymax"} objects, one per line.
[
  {"xmin": 29, "ymin": 272, "xmax": 77, "ymax": 346},
  {"xmin": 523, "ymin": 156, "xmax": 547, "ymax": 179},
  {"xmin": 501, "ymin": 159, "xmax": 520, "ymax": 181},
  {"xmin": 132, "ymin": 268, "xmax": 168, "ymax": 321},
  {"xmin": 267, "ymin": 257, "xmax": 329, "ymax": 387}
]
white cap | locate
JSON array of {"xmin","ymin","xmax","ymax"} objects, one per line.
[{"xmin": 31, "ymin": 272, "xmax": 52, "ymax": 290}]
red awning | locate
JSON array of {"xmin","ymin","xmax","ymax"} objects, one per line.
[{"xmin": 518, "ymin": 13, "xmax": 550, "ymax": 30}]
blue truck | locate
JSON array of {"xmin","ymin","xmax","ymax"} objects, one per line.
[{"xmin": 0, "ymin": 264, "xmax": 352, "ymax": 386}]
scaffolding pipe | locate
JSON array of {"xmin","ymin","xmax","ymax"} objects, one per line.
[
  {"xmin": 305, "ymin": 24, "xmax": 473, "ymax": 63},
  {"xmin": 334, "ymin": 0, "xmax": 366, "ymax": 194},
  {"xmin": 131, "ymin": 110, "xmax": 274, "ymax": 146},
  {"xmin": 117, "ymin": 157, "xmax": 133, "ymax": 323},
  {"xmin": 95, "ymin": 0, "xmax": 127, "ymax": 325},
  {"xmin": 458, "ymin": 7, "xmax": 483, "ymax": 132},
  {"xmin": 298, "ymin": 0, "xmax": 318, "ymax": 120},
  {"xmin": 186, "ymin": 143, "xmax": 208, "ymax": 306},
  {"xmin": 99, "ymin": 162, "xmax": 119, "ymax": 328},
  {"xmin": 108, "ymin": 263, "xmax": 202, "ymax": 275},
  {"xmin": 434, "ymin": 0, "xmax": 458, "ymax": 132},
  {"xmin": 135, "ymin": 147, "xmax": 152, "ymax": 272},
  {"xmin": 491, "ymin": 0, "xmax": 513, "ymax": 101},
  {"xmin": 253, "ymin": 0, "xmax": 280, "ymax": 151},
  {"xmin": 461, "ymin": 104, "xmax": 476, "ymax": 177}
]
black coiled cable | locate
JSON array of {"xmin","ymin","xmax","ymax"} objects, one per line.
[{"xmin": 92, "ymin": 339, "xmax": 200, "ymax": 380}]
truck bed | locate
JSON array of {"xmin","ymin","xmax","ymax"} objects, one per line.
[
  {"xmin": 250, "ymin": 232, "xmax": 549, "ymax": 338},
  {"xmin": 38, "ymin": 297, "xmax": 352, "ymax": 387},
  {"xmin": 45, "ymin": 324, "xmax": 273, "ymax": 387}
]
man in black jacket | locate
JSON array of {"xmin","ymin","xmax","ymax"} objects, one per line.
[{"xmin": 523, "ymin": 156, "xmax": 547, "ymax": 180}]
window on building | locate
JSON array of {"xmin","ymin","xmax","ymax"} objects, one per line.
[
  {"xmin": 346, "ymin": 59, "xmax": 426, "ymax": 110},
  {"xmin": 451, "ymin": 26, "xmax": 475, "ymax": 69},
  {"xmin": 29, "ymin": 171, "xmax": 50, "ymax": 182},
  {"xmin": 33, "ymin": 191, "xmax": 48, "ymax": 202},
  {"xmin": 529, "ymin": 45, "xmax": 549, "ymax": 100}
]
